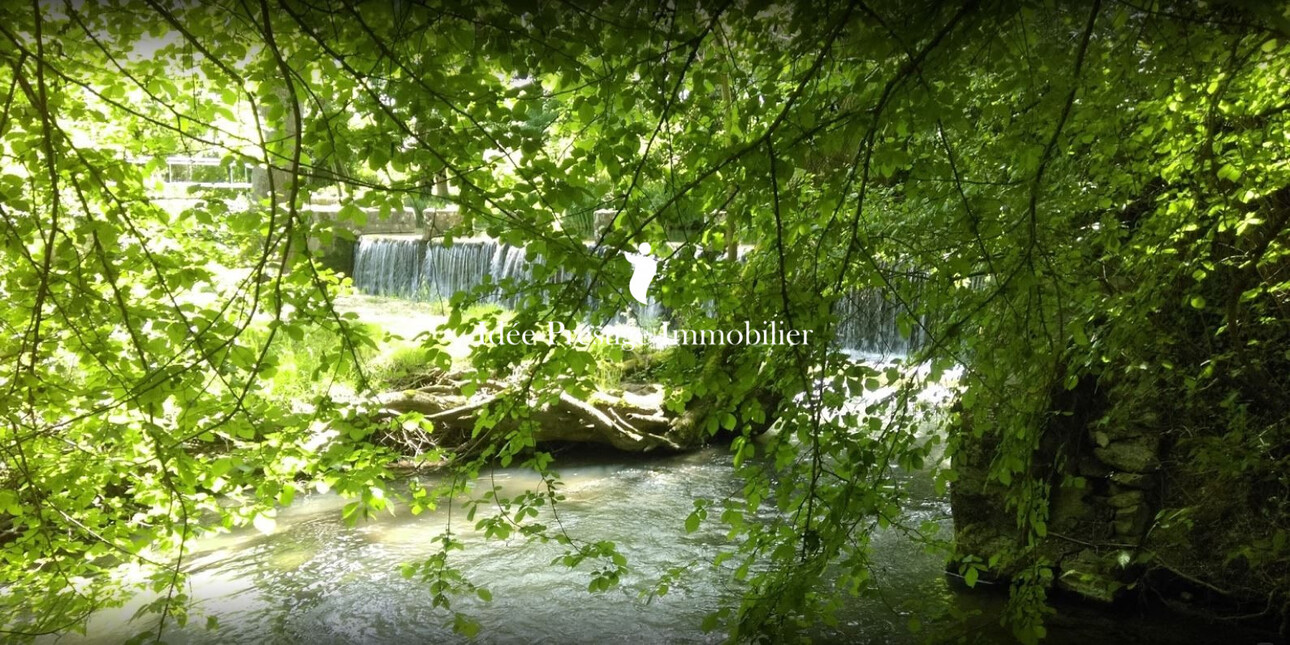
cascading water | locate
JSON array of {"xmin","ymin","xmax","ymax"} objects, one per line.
[
  {"xmin": 352, "ymin": 235, "xmax": 552, "ymax": 306},
  {"xmin": 352, "ymin": 236, "xmax": 426, "ymax": 298},
  {"xmin": 833, "ymin": 279, "xmax": 925, "ymax": 356},
  {"xmin": 351, "ymin": 236, "xmax": 915, "ymax": 355},
  {"xmin": 352, "ymin": 235, "xmax": 664, "ymax": 324}
]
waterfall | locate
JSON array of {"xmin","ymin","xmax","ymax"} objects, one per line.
[
  {"xmin": 352, "ymin": 236, "xmax": 915, "ymax": 355},
  {"xmin": 352, "ymin": 235, "xmax": 424, "ymax": 298},
  {"xmin": 419, "ymin": 238, "xmax": 529, "ymax": 306},
  {"xmin": 833, "ymin": 280, "xmax": 923, "ymax": 357},
  {"xmin": 353, "ymin": 236, "xmax": 536, "ymax": 305},
  {"xmin": 352, "ymin": 236, "xmax": 654, "ymax": 319}
]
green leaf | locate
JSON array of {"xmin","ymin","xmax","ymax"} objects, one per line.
[
  {"xmin": 453, "ymin": 613, "xmax": 480, "ymax": 638},
  {"xmin": 685, "ymin": 510, "xmax": 702, "ymax": 533}
]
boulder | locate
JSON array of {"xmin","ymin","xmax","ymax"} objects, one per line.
[{"xmin": 1107, "ymin": 490, "xmax": 1146, "ymax": 509}]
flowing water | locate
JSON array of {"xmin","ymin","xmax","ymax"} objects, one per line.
[
  {"xmin": 350, "ymin": 236, "xmax": 921, "ymax": 356},
  {"xmin": 44, "ymin": 444, "xmax": 1236, "ymax": 644},
  {"xmin": 350, "ymin": 236, "xmax": 664, "ymax": 331},
  {"xmin": 48, "ymin": 447, "xmax": 964, "ymax": 644},
  {"xmin": 35, "ymin": 241, "xmax": 1253, "ymax": 643}
]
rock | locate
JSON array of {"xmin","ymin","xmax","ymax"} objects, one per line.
[
  {"xmin": 1051, "ymin": 486, "xmax": 1095, "ymax": 531},
  {"xmin": 1094, "ymin": 440, "xmax": 1160, "ymax": 473},
  {"xmin": 423, "ymin": 208, "xmax": 462, "ymax": 235},
  {"xmin": 1089, "ymin": 420, "xmax": 1150, "ymax": 442},
  {"xmin": 1058, "ymin": 571, "xmax": 1120, "ymax": 603},
  {"xmin": 1110, "ymin": 471, "xmax": 1156, "ymax": 489},
  {"xmin": 1078, "ymin": 451, "xmax": 1113, "ymax": 478},
  {"xmin": 1107, "ymin": 490, "xmax": 1146, "ymax": 509},
  {"xmin": 376, "ymin": 380, "xmax": 698, "ymax": 453},
  {"xmin": 954, "ymin": 522, "xmax": 1022, "ymax": 577},
  {"xmin": 1114, "ymin": 504, "xmax": 1153, "ymax": 538},
  {"xmin": 1057, "ymin": 550, "xmax": 1122, "ymax": 603}
]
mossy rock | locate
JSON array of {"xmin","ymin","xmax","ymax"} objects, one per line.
[{"xmin": 1056, "ymin": 550, "xmax": 1124, "ymax": 604}]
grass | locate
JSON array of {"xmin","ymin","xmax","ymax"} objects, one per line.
[
  {"xmin": 249, "ymin": 299, "xmax": 676, "ymax": 403},
  {"xmin": 248, "ymin": 320, "xmax": 382, "ymax": 403},
  {"xmin": 366, "ymin": 343, "xmax": 446, "ymax": 390}
]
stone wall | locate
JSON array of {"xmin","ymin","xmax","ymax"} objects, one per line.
[
  {"xmin": 307, "ymin": 206, "xmax": 462, "ymax": 273},
  {"xmin": 949, "ymin": 377, "xmax": 1165, "ymax": 604},
  {"xmin": 949, "ymin": 376, "xmax": 1286, "ymax": 640}
]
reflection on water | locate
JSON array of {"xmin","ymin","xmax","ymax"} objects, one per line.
[{"xmin": 44, "ymin": 447, "xmax": 960, "ymax": 644}]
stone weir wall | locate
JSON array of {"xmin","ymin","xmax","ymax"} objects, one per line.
[
  {"xmin": 308, "ymin": 206, "xmax": 639, "ymax": 275},
  {"xmin": 308, "ymin": 206, "xmax": 463, "ymax": 275},
  {"xmin": 309, "ymin": 206, "xmax": 740, "ymax": 275},
  {"xmin": 949, "ymin": 376, "xmax": 1278, "ymax": 631},
  {"xmin": 951, "ymin": 390, "xmax": 1162, "ymax": 604}
]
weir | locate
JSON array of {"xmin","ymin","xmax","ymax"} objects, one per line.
[{"xmin": 350, "ymin": 235, "xmax": 921, "ymax": 356}]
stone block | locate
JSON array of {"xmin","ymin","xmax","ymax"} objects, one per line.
[
  {"xmin": 1052, "ymin": 486, "xmax": 1094, "ymax": 530},
  {"xmin": 1110, "ymin": 471, "xmax": 1156, "ymax": 489},
  {"xmin": 1077, "ymin": 450, "xmax": 1112, "ymax": 478},
  {"xmin": 1107, "ymin": 490, "xmax": 1146, "ymax": 509},
  {"xmin": 1056, "ymin": 549, "xmax": 1122, "ymax": 603},
  {"xmin": 423, "ymin": 208, "xmax": 462, "ymax": 235},
  {"xmin": 1094, "ymin": 439, "xmax": 1160, "ymax": 473},
  {"xmin": 1113, "ymin": 504, "xmax": 1153, "ymax": 538}
]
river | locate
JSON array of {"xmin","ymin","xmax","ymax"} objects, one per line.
[
  {"xmin": 48, "ymin": 444, "xmax": 978, "ymax": 644},
  {"xmin": 35, "ymin": 269, "xmax": 1255, "ymax": 643},
  {"xmin": 42, "ymin": 442, "xmax": 1252, "ymax": 643}
]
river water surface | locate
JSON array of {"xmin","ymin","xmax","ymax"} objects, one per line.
[
  {"xmin": 45, "ymin": 446, "xmax": 1262, "ymax": 643},
  {"xmin": 53, "ymin": 445, "xmax": 968, "ymax": 644}
]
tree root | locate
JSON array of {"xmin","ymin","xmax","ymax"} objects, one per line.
[{"xmin": 373, "ymin": 380, "xmax": 696, "ymax": 454}]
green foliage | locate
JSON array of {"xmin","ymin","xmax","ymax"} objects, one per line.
[
  {"xmin": 1, "ymin": 0, "xmax": 1288, "ymax": 642},
  {"xmin": 366, "ymin": 343, "xmax": 445, "ymax": 391},
  {"xmin": 245, "ymin": 319, "xmax": 381, "ymax": 401}
]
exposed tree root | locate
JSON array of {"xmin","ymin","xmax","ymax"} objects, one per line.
[{"xmin": 372, "ymin": 375, "xmax": 700, "ymax": 454}]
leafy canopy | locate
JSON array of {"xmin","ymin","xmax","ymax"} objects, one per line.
[{"xmin": 0, "ymin": 0, "xmax": 1288, "ymax": 642}]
